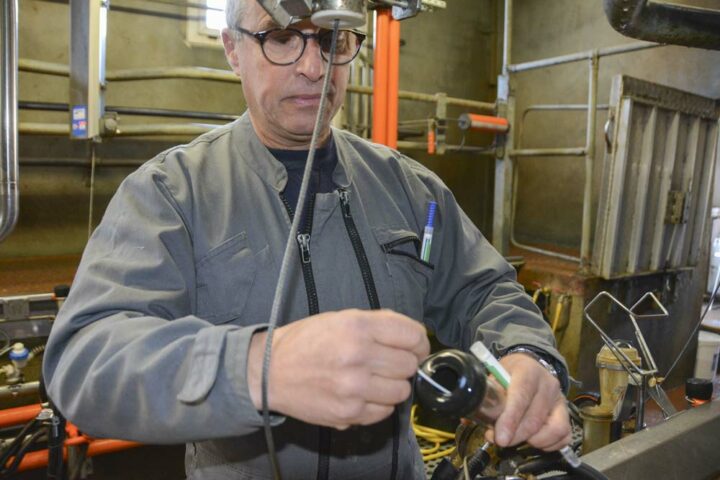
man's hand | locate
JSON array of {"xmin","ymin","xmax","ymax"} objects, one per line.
[
  {"xmin": 484, "ymin": 353, "xmax": 571, "ymax": 451},
  {"xmin": 247, "ymin": 309, "xmax": 430, "ymax": 430}
]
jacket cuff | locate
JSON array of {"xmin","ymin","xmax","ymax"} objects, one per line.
[{"xmin": 219, "ymin": 324, "xmax": 286, "ymax": 428}]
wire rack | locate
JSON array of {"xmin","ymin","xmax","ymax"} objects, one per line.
[{"xmin": 419, "ymin": 436, "xmax": 454, "ymax": 479}]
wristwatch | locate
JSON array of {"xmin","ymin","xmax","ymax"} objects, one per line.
[{"xmin": 503, "ymin": 346, "xmax": 559, "ymax": 380}]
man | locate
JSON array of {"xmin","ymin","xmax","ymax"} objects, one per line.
[{"xmin": 43, "ymin": 0, "xmax": 571, "ymax": 478}]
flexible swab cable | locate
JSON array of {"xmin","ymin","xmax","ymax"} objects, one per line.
[{"xmin": 260, "ymin": 20, "xmax": 342, "ymax": 480}]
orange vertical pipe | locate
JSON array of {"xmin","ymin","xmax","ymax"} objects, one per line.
[
  {"xmin": 386, "ymin": 17, "xmax": 400, "ymax": 149},
  {"xmin": 372, "ymin": 10, "xmax": 390, "ymax": 145}
]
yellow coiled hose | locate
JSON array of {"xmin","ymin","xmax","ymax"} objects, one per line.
[{"xmin": 411, "ymin": 404, "xmax": 455, "ymax": 462}]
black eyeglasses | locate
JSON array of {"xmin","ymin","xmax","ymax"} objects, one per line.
[{"xmin": 233, "ymin": 26, "xmax": 366, "ymax": 66}]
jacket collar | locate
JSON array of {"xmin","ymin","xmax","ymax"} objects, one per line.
[{"xmin": 231, "ymin": 112, "xmax": 352, "ymax": 192}]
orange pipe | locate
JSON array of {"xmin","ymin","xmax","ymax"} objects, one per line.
[
  {"xmin": 16, "ymin": 438, "xmax": 140, "ymax": 472},
  {"xmin": 458, "ymin": 113, "xmax": 510, "ymax": 134},
  {"xmin": 64, "ymin": 435, "xmax": 89, "ymax": 446},
  {"xmin": 86, "ymin": 439, "xmax": 140, "ymax": 456},
  {"xmin": 372, "ymin": 10, "xmax": 390, "ymax": 145},
  {"xmin": 427, "ymin": 128, "xmax": 436, "ymax": 155},
  {"xmin": 0, "ymin": 404, "xmax": 140, "ymax": 473},
  {"xmin": 386, "ymin": 17, "xmax": 400, "ymax": 149},
  {"xmin": 0, "ymin": 404, "xmax": 42, "ymax": 428}
]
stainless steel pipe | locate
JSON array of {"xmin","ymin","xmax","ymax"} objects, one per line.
[
  {"xmin": 0, "ymin": 0, "xmax": 19, "ymax": 243},
  {"xmin": 581, "ymin": 54, "xmax": 599, "ymax": 269},
  {"xmin": 107, "ymin": 66, "xmax": 241, "ymax": 83},
  {"xmin": 18, "ymin": 58, "xmax": 69, "ymax": 77},
  {"xmin": 18, "ymin": 122, "xmax": 216, "ymax": 137},
  {"xmin": 18, "ymin": 59, "xmax": 494, "ymax": 113},
  {"xmin": 509, "ymin": 147, "xmax": 587, "ymax": 157},
  {"xmin": 396, "ymin": 140, "xmax": 495, "ymax": 154},
  {"xmin": 508, "ymin": 41, "xmax": 660, "ymax": 73},
  {"xmin": 0, "ymin": 381, "xmax": 39, "ymax": 402},
  {"xmin": 502, "ymin": 0, "xmax": 512, "ymax": 75}
]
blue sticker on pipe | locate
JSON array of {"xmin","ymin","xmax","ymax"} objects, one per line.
[{"xmin": 71, "ymin": 105, "xmax": 88, "ymax": 138}]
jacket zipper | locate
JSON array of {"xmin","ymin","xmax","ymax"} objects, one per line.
[
  {"xmin": 279, "ymin": 193, "xmax": 319, "ymax": 316},
  {"xmin": 337, "ymin": 188, "xmax": 380, "ymax": 310},
  {"xmin": 278, "ymin": 193, "xmax": 328, "ymax": 480},
  {"xmin": 336, "ymin": 188, "xmax": 398, "ymax": 480}
]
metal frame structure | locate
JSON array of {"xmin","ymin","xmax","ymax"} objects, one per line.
[
  {"xmin": 493, "ymin": 0, "xmax": 718, "ymax": 391},
  {"xmin": 494, "ymin": 0, "xmax": 663, "ymax": 267},
  {"xmin": 508, "ymin": 103, "xmax": 611, "ymax": 263},
  {"xmin": 69, "ymin": 0, "xmax": 108, "ymax": 140}
]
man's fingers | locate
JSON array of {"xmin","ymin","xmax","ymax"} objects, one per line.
[
  {"xmin": 494, "ymin": 378, "xmax": 536, "ymax": 446},
  {"xmin": 484, "ymin": 426, "xmax": 495, "ymax": 444},
  {"xmin": 507, "ymin": 388, "xmax": 554, "ymax": 446},
  {"xmin": 365, "ymin": 344, "xmax": 420, "ymax": 379},
  {"xmin": 365, "ymin": 310, "xmax": 430, "ymax": 360},
  {"xmin": 508, "ymin": 375, "xmax": 562, "ymax": 445},
  {"xmin": 266, "ymin": 309, "xmax": 429, "ymax": 429},
  {"xmin": 353, "ymin": 403, "xmax": 395, "ymax": 427},
  {"xmin": 543, "ymin": 436, "xmax": 573, "ymax": 453},
  {"xmin": 363, "ymin": 376, "xmax": 412, "ymax": 406},
  {"xmin": 525, "ymin": 401, "xmax": 572, "ymax": 450}
]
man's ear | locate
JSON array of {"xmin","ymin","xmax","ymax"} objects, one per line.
[{"xmin": 222, "ymin": 29, "xmax": 241, "ymax": 73}]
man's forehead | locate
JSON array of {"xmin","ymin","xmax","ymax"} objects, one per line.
[
  {"xmin": 243, "ymin": 0, "xmax": 313, "ymax": 30},
  {"xmin": 242, "ymin": 1, "xmax": 275, "ymax": 29}
]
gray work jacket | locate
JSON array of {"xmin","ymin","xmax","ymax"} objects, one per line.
[{"xmin": 43, "ymin": 113, "xmax": 565, "ymax": 480}]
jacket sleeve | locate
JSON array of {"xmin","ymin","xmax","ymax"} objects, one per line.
[
  {"xmin": 42, "ymin": 163, "xmax": 278, "ymax": 444},
  {"xmin": 416, "ymin": 169, "xmax": 568, "ymax": 380}
]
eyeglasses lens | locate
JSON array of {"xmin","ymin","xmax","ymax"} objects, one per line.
[
  {"xmin": 263, "ymin": 30, "xmax": 304, "ymax": 64},
  {"xmin": 262, "ymin": 29, "xmax": 362, "ymax": 65}
]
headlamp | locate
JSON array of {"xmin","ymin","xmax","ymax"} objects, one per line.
[{"xmin": 256, "ymin": 0, "xmax": 367, "ymax": 29}]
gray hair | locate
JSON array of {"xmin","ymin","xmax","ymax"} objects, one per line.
[{"xmin": 225, "ymin": 0, "xmax": 246, "ymax": 29}]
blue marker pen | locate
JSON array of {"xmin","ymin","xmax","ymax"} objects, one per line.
[{"xmin": 420, "ymin": 201, "xmax": 437, "ymax": 262}]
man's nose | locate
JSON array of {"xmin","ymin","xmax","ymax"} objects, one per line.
[{"xmin": 295, "ymin": 37, "xmax": 325, "ymax": 81}]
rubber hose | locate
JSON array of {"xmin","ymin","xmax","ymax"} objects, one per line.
[{"xmin": 2, "ymin": 428, "xmax": 46, "ymax": 476}]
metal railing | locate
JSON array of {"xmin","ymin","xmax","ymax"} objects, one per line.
[
  {"xmin": 17, "ymin": 58, "xmax": 494, "ymax": 141},
  {"xmin": 500, "ymin": 0, "xmax": 663, "ymax": 266}
]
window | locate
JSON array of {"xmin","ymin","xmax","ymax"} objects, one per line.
[
  {"xmin": 186, "ymin": 0, "xmax": 226, "ymax": 48},
  {"xmin": 205, "ymin": 0, "xmax": 226, "ymax": 30}
]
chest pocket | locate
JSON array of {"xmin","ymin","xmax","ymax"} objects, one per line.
[
  {"xmin": 195, "ymin": 231, "xmax": 265, "ymax": 324},
  {"xmin": 372, "ymin": 226, "xmax": 434, "ymax": 321}
]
